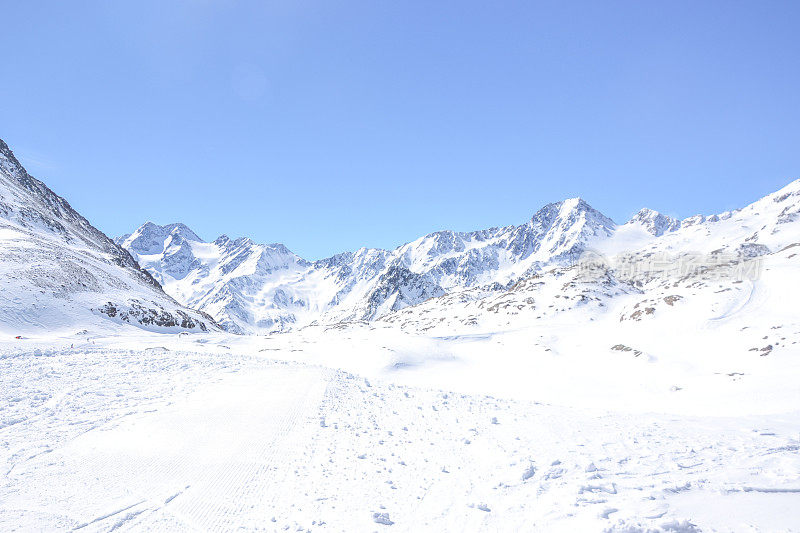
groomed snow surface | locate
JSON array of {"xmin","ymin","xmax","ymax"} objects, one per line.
[{"xmin": 1, "ymin": 331, "xmax": 798, "ymax": 532}]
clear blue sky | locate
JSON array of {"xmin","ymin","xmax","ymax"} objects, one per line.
[{"xmin": 2, "ymin": 1, "xmax": 798, "ymax": 259}]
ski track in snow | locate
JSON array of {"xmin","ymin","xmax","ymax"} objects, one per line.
[
  {"xmin": 709, "ymin": 280, "xmax": 758, "ymax": 322},
  {"xmin": 1, "ymin": 348, "xmax": 799, "ymax": 532}
]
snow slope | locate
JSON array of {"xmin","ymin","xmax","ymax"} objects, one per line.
[
  {"xmin": 0, "ymin": 139, "xmax": 216, "ymax": 334},
  {"xmin": 1, "ymin": 345, "xmax": 797, "ymax": 532}
]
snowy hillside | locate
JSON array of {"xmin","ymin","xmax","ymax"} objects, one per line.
[{"xmin": 0, "ymin": 139, "xmax": 216, "ymax": 334}]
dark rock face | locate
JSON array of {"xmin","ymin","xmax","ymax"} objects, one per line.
[
  {"xmin": 363, "ymin": 266, "xmax": 445, "ymax": 320},
  {"xmin": 629, "ymin": 208, "xmax": 682, "ymax": 237},
  {"xmin": 96, "ymin": 301, "xmax": 208, "ymax": 331},
  {"xmin": 738, "ymin": 243, "xmax": 771, "ymax": 258}
]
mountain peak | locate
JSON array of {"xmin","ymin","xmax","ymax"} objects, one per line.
[
  {"xmin": 627, "ymin": 208, "xmax": 681, "ymax": 236},
  {"xmin": 0, "ymin": 138, "xmax": 25, "ymax": 176},
  {"xmin": 129, "ymin": 221, "xmax": 200, "ymax": 236},
  {"xmin": 161, "ymin": 222, "xmax": 203, "ymax": 242},
  {"xmin": 769, "ymin": 178, "xmax": 800, "ymax": 202},
  {"xmin": 560, "ymin": 197, "xmax": 588, "ymax": 210},
  {"xmin": 531, "ymin": 197, "xmax": 615, "ymax": 230},
  {"xmin": 120, "ymin": 221, "xmax": 202, "ymax": 256}
]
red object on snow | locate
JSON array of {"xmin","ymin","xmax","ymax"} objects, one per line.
[{"xmin": 15, "ymin": 336, "xmax": 22, "ymax": 339}]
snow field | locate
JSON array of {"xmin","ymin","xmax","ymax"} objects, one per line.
[{"xmin": 1, "ymin": 348, "xmax": 798, "ymax": 531}]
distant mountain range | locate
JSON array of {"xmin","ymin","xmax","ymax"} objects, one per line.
[
  {"xmin": 114, "ymin": 198, "xmax": 617, "ymax": 333},
  {"xmin": 116, "ymin": 177, "xmax": 800, "ymax": 334},
  {"xmin": 2, "ymin": 135, "xmax": 797, "ymax": 337}
]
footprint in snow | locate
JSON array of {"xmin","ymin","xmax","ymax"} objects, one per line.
[
  {"xmin": 373, "ymin": 512, "xmax": 394, "ymax": 525},
  {"xmin": 599, "ymin": 507, "xmax": 618, "ymax": 519},
  {"xmin": 522, "ymin": 464, "xmax": 536, "ymax": 481}
]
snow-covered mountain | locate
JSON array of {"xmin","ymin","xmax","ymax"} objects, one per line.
[
  {"xmin": 119, "ymin": 179, "xmax": 800, "ymax": 335},
  {"xmin": 116, "ymin": 224, "xmax": 310, "ymax": 333},
  {"xmin": 118, "ymin": 197, "xmax": 617, "ymax": 333},
  {"xmin": 384, "ymin": 178, "xmax": 800, "ymax": 340},
  {"xmin": 0, "ymin": 138, "xmax": 216, "ymax": 334}
]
